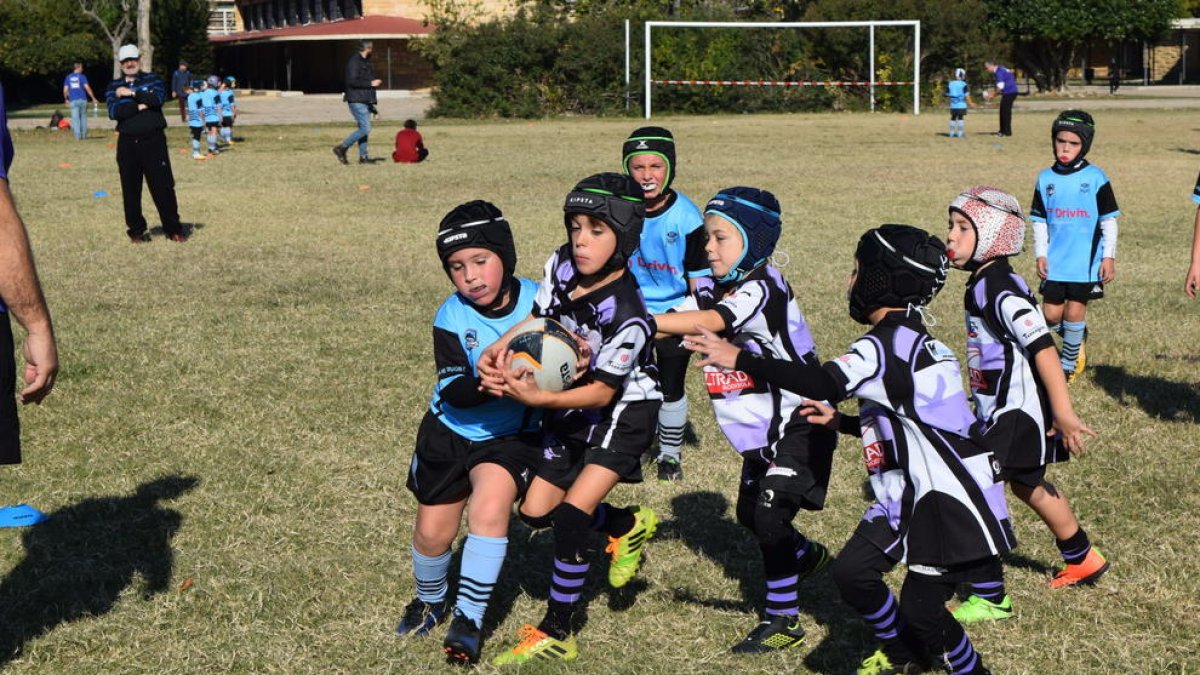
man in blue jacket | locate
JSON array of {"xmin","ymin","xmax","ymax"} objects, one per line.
[
  {"xmin": 333, "ymin": 40, "xmax": 383, "ymax": 165},
  {"xmin": 106, "ymin": 44, "xmax": 187, "ymax": 243}
]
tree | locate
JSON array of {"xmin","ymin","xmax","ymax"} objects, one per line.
[
  {"xmin": 152, "ymin": 0, "xmax": 214, "ymax": 77},
  {"xmin": 986, "ymin": 0, "xmax": 1184, "ymax": 91},
  {"xmin": 0, "ymin": 0, "xmax": 106, "ymax": 80},
  {"xmin": 78, "ymin": 0, "xmax": 135, "ymax": 77},
  {"xmin": 138, "ymin": 0, "xmax": 153, "ymax": 73}
]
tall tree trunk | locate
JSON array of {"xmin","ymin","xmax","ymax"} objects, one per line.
[{"xmin": 138, "ymin": 0, "xmax": 154, "ymax": 73}]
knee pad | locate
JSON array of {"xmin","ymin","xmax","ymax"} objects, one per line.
[
  {"xmin": 752, "ymin": 500, "xmax": 795, "ymax": 550},
  {"xmin": 519, "ymin": 509, "xmax": 553, "ymax": 530}
]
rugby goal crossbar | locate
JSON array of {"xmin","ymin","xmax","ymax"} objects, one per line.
[{"xmin": 640, "ymin": 20, "xmax": 921, "ymax": 118}]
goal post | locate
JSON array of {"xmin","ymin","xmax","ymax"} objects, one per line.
[{"xmin": 641, "ymin": 20, "xmax": 921, "ymax": 119}]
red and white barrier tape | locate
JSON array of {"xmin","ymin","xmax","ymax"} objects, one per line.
[{"xmin": 651, "ymin": 79, "xmax": 914, "ymax": 86}]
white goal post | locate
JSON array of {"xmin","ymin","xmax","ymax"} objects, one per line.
[{"xmin": 638, "ymin": 20, "xmax": 921, "ymax": 119}]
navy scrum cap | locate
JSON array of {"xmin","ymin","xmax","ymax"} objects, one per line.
[
  {"xmin": 1051, "ymin": 109, "xmax": 1095, "ymax": 162},
  {"xmin": 704, "ymin": 187, "xmax": 782, "ymax": 283},
  {"xmin": 436, "ymin": 200, "xmax": 517, "ymax": 279},
  {"xmin": 563, "ymin": 172, "xmax": 646, "ymax": 272},
  {"xmin": 849, "ymin": 224, "xmax": 948, "ymax": 325},
  {"xmin": 622, "ymin": 126, "xmax": 676, "ymax": 193}
]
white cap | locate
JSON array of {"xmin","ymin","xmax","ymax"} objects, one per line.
[{"xmin": 118, "ymin": 44, "xmax": 140, "ymax": 61}]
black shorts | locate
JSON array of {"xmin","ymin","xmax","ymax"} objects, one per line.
[
  {"xmin": 1040, "ymin": 279, "xmax": 1104, "ymax": 304},
  {"xmin": 190, "ymin": 127, "xmax": 203, "ymax": 141},
  {"xmin": 537, "ymin": 399, "xmax": 661, "ymax": 489},
  {"xmin": 405, "ymin": 411, "xmax": 542, "ymax": 506},
  {"xmin": 1002, "ymin": 464, "xmax": 1047, "ymax": 488},
  {"xmin": 738, "ymin": 418, "xmax": 837, "ymax": 512},
  {"xmin": 205, "ymin": 122, "xmax": 220, "ymax": 132},
  {"xmin": 950, "ymin": 108, "xmax": 966, "ymax": 121},
  {"xmin": 221, "ymin": 116, "xmax": 234, "ymax": 128},
  {"xmin": 0, "ymin": 317, "xmax": 20, "ymax": 465}
]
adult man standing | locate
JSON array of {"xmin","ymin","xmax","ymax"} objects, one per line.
[
  {"xmin": 0, "ymin": 83, "xmax": 60, "ymax": 469},
  {"xmin": 332, "ymin": 40, "xmax": 383, "ymax": 165},
  {"xmin": 985, "ymin": 60, "xmax": 1018, "ymax": 137},
  {"xmin": 105, "ymin": 44, "xmax": 187, "ymax": 243},
  {"xmin": 171, "ymin": 60, "xmax": 191, "ymax": 123},
  {"xmin": 62, "ymin": 61, "xmax": 98, "ymax": 141}
]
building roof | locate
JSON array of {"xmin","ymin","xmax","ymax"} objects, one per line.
[{"xmin": 210, "ymin": 15, "xmax": 433, "ymax": 45}]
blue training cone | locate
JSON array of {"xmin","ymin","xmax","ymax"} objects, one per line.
[{"xmin": 0, "ymin": 504, "xmax": 47, "ymax": 527}]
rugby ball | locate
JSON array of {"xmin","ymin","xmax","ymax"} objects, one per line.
[{"xmin": 507, "ymin": 318, "xmax": 582, "ymax": 392}]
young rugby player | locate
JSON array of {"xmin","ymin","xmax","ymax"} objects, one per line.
[
  {"xmin": 685, "ymin": 225, "xmax": 1011, "ymax": 675},
  {"xmin": 946, "ymin": 68, "xmax": 974, "ymax": 138},
  {"xmin": 200, "ymin": 76, "xmax": 221, "ymax": 155},
  {"xmin": 478, "ymin": 173, "xmax": 662, "ymax": 665},
  {"xmin": 185, "ymin": 80, "xmax": 205, "ymax": 160},
  {"xmin": 394, "ymin": 201, "xmax": 544, "ymax": 666},
  {"xmin": 621, "ymin": 127, "xmax": 709, "ymax": 481},
  {"xmin": 1031, "ymin": 110, "xmax": 1121, "ymax": 383},
  {"xmin": 218, "ymin": 77, "xmax": 237, "ymax": 146},
  {"xmin": 945, "ymin": 187, "xmax": 1105, "ymax": 622},
  {"xmin": 654, "ymin": 188, "xmax": 836, "ymax": 653}
]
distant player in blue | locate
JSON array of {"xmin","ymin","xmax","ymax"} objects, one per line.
[
  {"xmin": 1029, "ymin": 110, "xmax": 1120, "ymax": 383},
  {"xmin": 62, "ymin": 61, "xmax": 98, "ymax": 141},
  {"xmin": 395, "ymin": 201, "xmax": 543, "ymax": 666},
  {"xmin": 218, "ymin": 77, "xmax": 237, "ymax": 146},
  {"xmin": 185, "ymin": 80, "xmax": 206, "ymax": 160},
  {"xmin": 946, "ymin": 68, "xmax": 974, "ymax": 138},
  {"xmin": 199, "ymin": 76, "xmax": 222, "ymax": 155},
  {"xmin": 621, "ymin": 126, "xmax": 709, "ymax": 481}
]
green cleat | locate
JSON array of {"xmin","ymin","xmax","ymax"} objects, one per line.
[
  {"xmin": 952, "ymin": 594, "xmax": 1014, "ymax": 623},
  {"xmin": 491, "ymin": 624, "xmax": 578, "ymax": 665},
  {"xmin": 605, "ymin": 505, "xmax": 658, "ymax": 588},
  {"xmin": 857, "ymin": 648, "xmax": 928, "ymax": 675}
]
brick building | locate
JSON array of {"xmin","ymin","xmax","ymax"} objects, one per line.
[{"xmin": 211, "ymin": 0, "xmax": 504, "ymax": 92}]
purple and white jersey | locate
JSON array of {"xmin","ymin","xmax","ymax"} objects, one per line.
[
  {"xmin": 533, "ymin": 244, "xmax": 661, "ymax": 406},
  {"xmin": 964, "ymin": 259, "xmax": 1066, "ymax": 469},
  {"xmin": 675, "ymin": 264, "xmax": 820, "ymax": 454},
  {"xmin": 826, "ymin": 311, "xmax": 1014, "ymax": 567}
]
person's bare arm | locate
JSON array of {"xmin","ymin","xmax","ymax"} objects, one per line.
[{"xmin": 0, "ymin": 180, "xmax": 57, "ymax": 403}]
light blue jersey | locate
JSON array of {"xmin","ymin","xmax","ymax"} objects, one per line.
[
  {"xmin": 627, "ymin": 191, "xmax": 708, "ymax": 314},
  {"xmin": 200, "ymin": 88, "xmax": 220, "ymax": 124},
  {"xmin": 947, "ymin": 80, "xmax": 968, "ymax": 109},
  {"xmin": 218, "ymin": 89, "xmax": 236, "ymax": 118},
  {"xmin": 186, "ymin": 92, "xmax": 204, "ymax": 128},
  {"xmin": 1030, "ymin": 163, "xmax": 1121, "ymax": 283},
  {"xmin": 430, "ymin": 278, "xmax": 540, "ymax": 441}
]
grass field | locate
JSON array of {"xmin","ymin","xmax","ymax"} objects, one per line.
[{"xmin": 2, "ymin": 108, "xmax": 1198, "ymax": 674}]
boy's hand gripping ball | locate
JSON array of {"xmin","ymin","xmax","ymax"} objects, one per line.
[{"xmin": 506, "ymin": 319, "xmax": 583, "ymax": 392}]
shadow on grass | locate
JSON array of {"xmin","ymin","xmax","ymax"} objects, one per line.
[
  {"xmin": 149, "ymin": 222, "xmax": 206, "ymax": 239},
  {"xmin": 1171, "ymin": 147, "xmax": 1200, "ymax": 155},
  {"xmin": 1091, "ymin": 365, "xmax": 1200, "ymax": 422},
  {"xmin": 999, "ymin": 551, "xmax": 1056, "ymax": 578},
  {"xmin": 666, "ymin": 490, "xmax": 867, "ymax": 674},
  {"xmin": 0, "ymin": 475, "xmax": 200, "ymax": 665}
]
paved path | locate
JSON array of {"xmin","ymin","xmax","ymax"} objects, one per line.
[{"xmin": 6, "ymin": 91, "xmax": 434, "ymax": 131}]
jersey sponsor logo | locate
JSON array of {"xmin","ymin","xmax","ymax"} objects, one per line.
[
  {"xmin": 665, "ymin": 230, "xmax": 679, "ymax": 244},
  {"xmin": 969, "ymin": 367, "xmax": 988, "ymax": 391},
  {"xmin": 863, "ymin": 441, "xmax": 884, "ymax": 470},
  {"xmin": 704, "ymin": 369, "xmax": 755, "ymax": 394},
  {"xmin": 464, "ymin": 329, "xmax": 478, "ymax": 350},
  {"xmin": 765, "ymin": 466, "xmax": 797, "ymax": 479},
  {"xmin": 1047, "ymin": 184, "xmax": 1056, "ymax": 196},
  {"xmin": 1052, "ymin": 207, "xmax": 1091, "ymax": 219},
  {"xmin": 631, "ymin": 256, "xmax": 679, "ymax": 274},
  {"xmin": 924, "ymin": 340, "xmax": 957, "ymax": 362}
]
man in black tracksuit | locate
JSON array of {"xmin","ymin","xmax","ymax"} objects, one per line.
[
  {"xmin": 106, "ymin": 44, "xmax": 186, "ymax": 243},
  {"xmin": 333, "ymin": 40, "xmax": 382, "ymax": 165}
]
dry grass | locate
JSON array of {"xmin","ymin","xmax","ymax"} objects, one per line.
[{"xmin": 1, "ymin": 108, "xmax": 1197, "ymax": 673}]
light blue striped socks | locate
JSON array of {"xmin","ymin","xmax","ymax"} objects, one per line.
[{"xmin": 456, "ymin": 533, "xmax": 507, "ymax": 628}]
